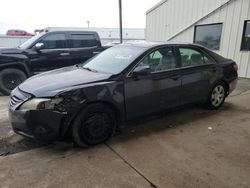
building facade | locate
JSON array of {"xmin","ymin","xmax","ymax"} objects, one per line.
[{"xmin": 146, "ymin": 0, "xmax": 250, "ymax": 78}]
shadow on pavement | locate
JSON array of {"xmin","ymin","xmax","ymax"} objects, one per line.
[
  {"xmin": 1, "ymin": 102, "xmax": 237, "ymax": 157},
  {"xmin": 109, "ymin": 102, "xmax": 235, "ymax": 144}
]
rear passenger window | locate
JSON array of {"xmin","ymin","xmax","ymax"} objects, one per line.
[
  {"xmin": 71, "ymin": 34, "xmax": 97, "ymax": 48},
  {"xmin": 40, "ymin": 33, "xmax": 67, "ymax": 49},
  {"xmin": 179, "ymin": 48, "xmax": 214, "ymax": 67}
]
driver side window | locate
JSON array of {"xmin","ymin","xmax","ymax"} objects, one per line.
[
  {"xmin": 137, "ymin": 47, "xmax": 177, "ymax": 73},
  {"xmin": 39, "ymin": 33, "xmax": 67, "ymax": 49}
]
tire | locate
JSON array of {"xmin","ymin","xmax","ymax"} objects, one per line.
[
  {"xmin": 0, "ymin": 68, "xmax": 27, "ymax": 95},
  {"xmin": 205, "ymin": 82, "xmax": 226, "ymax": 110},
  {"xmin": 72, "ymin": 104, "xmax": 116, "ymax": 148}
]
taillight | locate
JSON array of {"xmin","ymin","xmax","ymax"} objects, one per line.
[{"xmin": 233, "ymin": 63, "xmax": 238, "ymax": 73}]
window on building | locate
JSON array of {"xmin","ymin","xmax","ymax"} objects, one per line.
[
  {"xmin": 194, "ymin": 23, "xmax": 222, "ymax": 50},
  {"xmin": 71, "ymin": 34, "xmax": 97, "ymax": 48},
  {"xmin": 241, "ymin": 20, "xmax": 250, "ymax": 50}
]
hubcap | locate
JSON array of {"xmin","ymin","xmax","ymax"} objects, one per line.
[
  {"xmin": 211, "ymin": 85, "xmax": 225, "ymax": 107},
  {"xmin": 80, "ymin": 113, "xmax": 112, "ymax": 144}
]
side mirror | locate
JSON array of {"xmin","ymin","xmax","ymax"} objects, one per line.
[
  {"xmin": 132, "ymin": 65, "xmax": 151, "ymax": 76},
  {"xmin": 33, "ymin": 42, "xmax": 44, "ymax": 51}
]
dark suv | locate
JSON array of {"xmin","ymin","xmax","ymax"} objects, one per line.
[
  {"xmin": 0, "ymin": 29, "xmax": 104, "ymax": 95},
  {"xmin": 9, "ymin": 42, "xmax": 238, "ymax": 147}
]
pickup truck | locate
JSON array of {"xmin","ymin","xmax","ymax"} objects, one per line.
[{"xmin": 0, "ymin": 28, "xmax": 106, "ymax": 95}]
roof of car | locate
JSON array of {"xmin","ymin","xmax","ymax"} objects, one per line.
[
  {"xmin": 43, "ymin": 27, "xmax": 98, "ymax": 34},
  {"xmin": 119, "ymin": 41, "xmax": 200, "ymax": 49}
]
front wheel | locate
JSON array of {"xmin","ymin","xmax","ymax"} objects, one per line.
[
  {"xmin": 0, "ymin": 68, "xmax": 27, "ymax": 95},
  {"xmin": 72, "ymin": 104, "xmax": 116, "ymax": 148},
  {"xmin": 205, "ymin": 82, "xmax": 226, "ymax": 110}
]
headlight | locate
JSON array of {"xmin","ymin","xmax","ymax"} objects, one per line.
[{"xmin": 19, "ymin": 98, "xmax": 63, "ymax": 110}]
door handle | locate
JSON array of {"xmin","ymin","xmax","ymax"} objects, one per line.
[
  {"xmin": 170, "ymin": 74, "xmax": 180, "ymax": 80},
  {"xmin": 93, "ymin": 51, "xmax": 101, "ymax": 55},
  {"xmin": 60, "ymin": 52, "xmax": 70, "ymax": 56},
  {"xmin": 208, "ymin": 67, "xmax": 217, "ymax": 73},
  {"xmin": 211, "ymin": 67, "xmax": 217, "ymax": 72}
]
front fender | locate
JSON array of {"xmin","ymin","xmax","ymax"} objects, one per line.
[
  {"xmin": 0, "ymin": 61, "xmax": 31, "ymax": 76},
  {"xmin": 0, "ymin": 52, "xmax": 28, "ymax": 63},
  {"xmin": 55, "ymin": 81, "xmax": 126, "ymax": 138}
]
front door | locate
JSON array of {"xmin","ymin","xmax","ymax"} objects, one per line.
[{"xmin": 124, "ymin": 46, "xmax": 182, "ymax": 120}]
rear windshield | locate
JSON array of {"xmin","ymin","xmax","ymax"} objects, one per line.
[{"xmin": 201, "ymin": 46, "xmax": 227, "ymax": 62}]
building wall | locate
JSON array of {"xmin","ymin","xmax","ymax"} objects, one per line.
[
  {"xmin": 146, "ymin": 0, "xmax": 231, "ymax": 41},
  {"xmin": 146, "ymin": 0, "xmax": 250, "ymax": 78}
]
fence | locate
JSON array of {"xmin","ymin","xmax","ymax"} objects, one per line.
[{"xmin": 0, "ymin": 36, "xmax": 31, "ymax": 48}]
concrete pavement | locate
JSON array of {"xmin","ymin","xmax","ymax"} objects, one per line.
[
  {"xmin": 107, "ymin": 93, "xmax": 250, "ymax": 188},
  {"xmin": 0, "ymin": 145, "xmax": 150, "ymax": 188}
]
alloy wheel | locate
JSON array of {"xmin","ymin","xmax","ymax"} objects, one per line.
[
  {"xmin": 3, "ymin": 73, "xmax": 22, "ymax": 90},
  {"xmin": 211, "ymin": 85, "xmax": 225, "ymax": 107}
]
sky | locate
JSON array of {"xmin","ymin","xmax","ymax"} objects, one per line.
[{"xmin": 0, "ymin": 0, "xmax": 160, "ymax": 34}]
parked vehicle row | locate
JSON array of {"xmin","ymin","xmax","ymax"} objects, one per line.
[
  {"xmin": 0, "ymin": 29, "xmax": 106, "ymax": 95},
  {"xmin": 6, "ymin": 29, "xmax": 34, "ymax": 36},
  {"xmin": 9, "ymin": 42, "xmax": 238, "ymax": 147}
]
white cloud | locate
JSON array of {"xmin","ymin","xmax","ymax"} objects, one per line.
[{"xmin": 0, "ymin": 0, "xmax": 159, "ymax": 34}]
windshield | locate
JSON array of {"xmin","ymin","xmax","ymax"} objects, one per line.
[
  {"xmin": 82, "ymin": 46, "xmax": 145, "ymax": 74},
  {"xmin": 19, "ymin": 32, "xmax": 45, "ymax": 49}
]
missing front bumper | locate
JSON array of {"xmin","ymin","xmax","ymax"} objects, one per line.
[{"xmin": 9, "ymin": 109, "xmax": 66, "ymax": 142}]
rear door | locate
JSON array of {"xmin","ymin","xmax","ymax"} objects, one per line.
[
  {"xmin": 124, "ymin": 46, "xmax": 182, "ymax": 119},
  {"xmin": 176, "ymin": 46, "xmax": 220, "ymax": 105},
  {"xmin": 68, "ymin": 33, "xmax": 102, "ymax": 65},
  {"xmin": 28, "ymin": 32, "xmax": 71, "ymax": 73}
]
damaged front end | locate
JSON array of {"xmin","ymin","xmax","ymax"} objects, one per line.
[{"xmin": 9, "ymin": 88, "xmax": 86, "ymax": 142}]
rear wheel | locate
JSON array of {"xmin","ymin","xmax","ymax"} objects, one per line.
[
  {"xmin": 205, "ymin": 82, "xmax": 226, "ymax": 110},
  {"xmin": 72, "ymin": 104, "xmax": 116, "ymax": 148},
  {"xmin": 0, "ymin": 68, "xmax": 27, "ymax": 95}
]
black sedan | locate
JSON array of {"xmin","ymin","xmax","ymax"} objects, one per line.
[{"xmin": 9, "ymin": 42, "xmax": 238, "ymax": 147}]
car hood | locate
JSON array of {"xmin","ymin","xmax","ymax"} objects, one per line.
[
  {"xmin": 19, "ymin": 66, "xmax": 112, "ymax": 97},
  {"xmin": 0, "ymin": 47, "xmax": 24, "ymax": 55},
  {"xmin": 0, "ymin": 47, "xmax": 27, "ymax": 63}
]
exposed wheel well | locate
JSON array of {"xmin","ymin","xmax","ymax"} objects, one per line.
[
  {"xmin": 85, "ymin": 101, "xmax": 120, "ymax": 122},
  {"xmin": 0, "ymin": 64, "xmax": 29, "ymax": 77},
  {"xmin": 63, "ymin": 101, "xmax": 122, "ymax": 141}
]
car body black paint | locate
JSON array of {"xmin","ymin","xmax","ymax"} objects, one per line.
[
  {"xmin": 9, "ymin": 42, "xmax": 238, "ymax": 142},
  {"xmin": 0, "ymin": 30, "xmax": 104, "ymax": 78}
]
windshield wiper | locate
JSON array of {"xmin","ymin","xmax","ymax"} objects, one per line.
[{"xmin": 82, "ymin": 67, "xmax": 98, "ymax": 73}]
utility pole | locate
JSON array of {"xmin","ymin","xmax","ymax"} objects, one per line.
[
  {"xmin": 118, "ymin": 0, "xmax": 123, "ymax": 43},
  {"xmin": 87, "ymin": 21, "xmax": 90, "ymax": 28}
]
